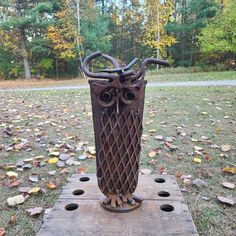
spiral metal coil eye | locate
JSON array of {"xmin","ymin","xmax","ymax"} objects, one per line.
[
  {"xmin": 100, "ymin": 91, "xmax": 113, "ymax": 103},
  {"xmin": 123, "ymin": 89, "xmax": 135, "ymax": 101}
]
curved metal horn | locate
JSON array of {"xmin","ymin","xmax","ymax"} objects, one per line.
[
  {"xmin": 130, "ymin": 58, "xmax": 170, "ymax": 81},
  {"xmin": 82, "ymin": 51, "xmax": 120, "ymax": 80}
]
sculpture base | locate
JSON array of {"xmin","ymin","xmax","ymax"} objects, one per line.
[{"xmin": 37, "ymin": 174, "xmax": 199, "ymax": 236}]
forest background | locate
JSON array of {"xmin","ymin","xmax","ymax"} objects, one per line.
[{"xmin": 0, "ymin": 0, "xmax": 235, "ymax": 80}]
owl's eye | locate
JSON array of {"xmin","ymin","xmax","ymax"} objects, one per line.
[
  {"xmin": 100, "ymin": 91, "xmax": 112, "ymax": 103},
  {"xmin": 123, "ymin": 89, "xmax": 135, "ymax": 101}
]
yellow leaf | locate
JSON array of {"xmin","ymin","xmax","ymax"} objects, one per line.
[
  {"xmin": 7, "ymin": 195, "xmax": 26, "ymax": 206},
  {"xmin": 223, "ymin": 167, "xmax": 236, "ymax": 174},
  {"xmin": 148, "ymin": 149, "xmax": 157, "ymax": 158},
  {"xmin": 48, "ymin": 158, "xmax": 58, "ymax": 164},
  {"xmin": 28, "ymin": 187, "xmax": 41, "ymax": 194},
  {"xmin": 193, "ymin": 158, "xmax": 202, "ymax": 164},
  {"xmin": 148, "ymin": 129, "xmax": 156, "ymax": 133}
]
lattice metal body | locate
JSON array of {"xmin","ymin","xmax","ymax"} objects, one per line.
[
  {"xmin": 82, "ymin": 51, "xmax": 169, "ymax": 212},
  {"xmin": 89, "ymin": 79, "xmax": 146, "ymax": 202}
]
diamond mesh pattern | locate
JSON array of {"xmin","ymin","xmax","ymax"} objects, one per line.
[{"xmin": 97, "ymin": 110, "xmax": 142, "ymax": 196}]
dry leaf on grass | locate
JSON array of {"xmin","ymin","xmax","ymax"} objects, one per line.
[
  {"xmin": 48, "ymin": 158, "xmax": 58, "ymax": 164},
  {"xmin": 141, "ymin": 168, "xmax": 152, "ymax": 175},
  {"xmin": 28, "ymin": 187, "xmax": 41, "ymax": 194},
  {"xmin": 221, "ymin": 144, "xmax": 232, "ymax": 152},
  {"xmin": 0, "ymin": 228, "xmax": 6, "ymax": 236},
  {"xmin": 222, "ymin": 182, "xmax": 235, "ymax": 189},
  {"xmin": 9, "ymin": 179, "xmax": 22, "ymax": 187},
  {"xmin": 6, "ymin": 171, "xmax": 18, "ymax": 179},
  {"xmin": 193, "ymin": 158, "xmax": 202, "ymax": 164},
  {"xmin": 7, "ymin": 195, "xmax": 26, "ymax": 206},
  {"xmin": 223, "ymin": 167, "xmax": 236, "ymax": 175},
  {"xmin": 26, "ymin": 207, "xmax": 43, "ymax": 217},
  {"xmin": 148, "ymin": 149, "xmax": 159, "ymax": 158},
  {"xmin": 47, "ymin": 182, "xmax": 57, "ymax": 189},
  {"xmin": 194, "ymin": 146, "xmax": 203, "ymax": 151},
  {"xmin": 193, "ymin": 178, "xmax": 208, "ymax": 188},
  {"xmin": 217, "ymin": 196, "xmax": 235, "ymax": 206},
  {"xmin": 29, "ymin": 174, "xmax": 39, "ymax": 182}
]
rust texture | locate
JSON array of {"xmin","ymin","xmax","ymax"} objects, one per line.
[{"xmin": 82, "ymin": 51, "xmax": 169, "ymax": 212}]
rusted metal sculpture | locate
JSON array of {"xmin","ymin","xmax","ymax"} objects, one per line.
[{"xmin": 82, "ymin": 51, "xmax": 169, "ymax": 212}]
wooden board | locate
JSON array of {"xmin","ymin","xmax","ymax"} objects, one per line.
[{"xmin": 37, "ymin": 174, "xmax": 198, "ymax": 236}]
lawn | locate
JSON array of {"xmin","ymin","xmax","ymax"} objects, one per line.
[
  {"xmin": 146, "ymin": 70, "xmax": 236, "ymax": 82},
  {"xmin": 0, "ymin": 86, "xmax": 235, "ymax": 236},
  {"xmin": 0, "ymin": 70, "xmax": 235, "ymax": 91}
]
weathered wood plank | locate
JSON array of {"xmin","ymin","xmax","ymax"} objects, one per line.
[{"xmin": 37, "ymin": 174, "xmax": 198, "ymax": 236}]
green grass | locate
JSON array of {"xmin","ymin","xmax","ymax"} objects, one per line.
[
  {"xmin": 146, "ymin": 70, "xmax": 236, "ymax": 82},
  {"xmin": 0, "ymin": 86, "xmax": 235, "ymax": 236}
]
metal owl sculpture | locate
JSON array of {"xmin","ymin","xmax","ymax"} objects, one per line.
[{"xmin": 82, "ymin": 51, "xmax": 169, "ymax": 212}]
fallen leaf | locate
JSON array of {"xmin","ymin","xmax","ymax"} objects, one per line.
[
  {"xmin": 201, "ymin": 112, "xmax": 208, "ymax": 115},
  {"xmin": 223, "ymin": 167, "xmax": 236, "ymax": 175},
  {"xmin": 78, "ymin": 155, "xmax": 87, "ymax": 160},
  {"xmin": 7, "ymin": 195, "xmax": 26, "ymax": 206},
  {"xmin": 9, "ymin": 179, "xmax": 22, "ymax": 187},
  {"xmin": 165, "ymin": 142, "xmax": 178, "ymax": 151},
  {"xmin": 148, "ymin": 129, "xmax": 156, "ymax": 133},
  {"xmin": 222, "ymin": 182, "xmax": 235, "ymax": 189},
  {"xmin": 148, "ymin": 159, "xmax": 157, "ymax": 165},
  {"xmin": 0, "ymin": 228, "xmax": 6, "ymax": 236},
  {"xmin": 217, "ymin": 196, "xmax": 235, "ymax": 206},
  {"xmin": 19, "ymin": 187, "xmax": 30, "ymax": 193},
  {"xmin": 193, "ymin": 178, "xmax": 208, "ymax": 188},
  {"xmin": 180, "ymin": 175, "xmax": 191, "ymax": 180},
  {"xmin": 48, "ymin": 170, "xmax": 56, "ymax": 176},
  {"xmin": 87, "ymin": 146, "xmax": 96, "ymax": 155},
  {"xmin": 201, "ymin": 136, "xmax": 209, "ymax": 140},
  {"xmin": 47, "ymin": 182, "xmax": 57, "ymax": 189},
  {"xmin": 28, "ymin": 187, "xmax": 41, "ymax": 194},
  {"xmin": 49, "ymin": 152, "xmax": 60, "ymax": 157},
  {"xmin": 23, "ymin": 158, "xmax": 33, "ymax": 163},
  {"xmin": 26, "ymin": 207, "xmax": 43, "ymax": 217},
  {"xmin": 154, "ymin": 135, "xmax": 163, "ymax": 140},
  {"xmin": 141, "ymin": 168, "xmax": 152, "ymax": 175},
  {"xmin": 56, "ymin": 161, "xmax": 65, "ymax": 168},
  {"xmin": 48, "ymin": 158, "xmax": 58, "ymax": 164},
  {"xmin": 76, "ymin": 167, "xmax": 87, "ymax": 174},
  {"xmin": 9, "ymin": 214, "xmax": 17, "ymax": 224},
  {"xmin": 34, "ymin": 156, "xmax": 44, "ymax": 161},
  {"xmin": 221, "ymin": 144, "xmax": 231, "ymax": 152},
  {"xmin": 59, "ymin": 153, "xmax": 70, "ymax": 161},
  {"xmin": 194, "ymin": 146, "xmax": 203, "ymax": 151},
  {"xmin": 6, "ymin": 171, "xmax": 18, "ymax": 179},
  {"xmin": 183, "ymin": 179, "xmax": 192, "ymax": 187},
  {"xmin": 29, "ymin": 174, "xmax": 39, "ymax": 182},
  {"xmin": 148, "ymin": 149, "xmax": 158, "ymax": 158},
  {"xmin": 193, "ymin": 158, "xmax": 202, "ymax": 164}
]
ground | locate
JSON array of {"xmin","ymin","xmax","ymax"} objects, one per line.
[
  {"xmin": 0, "ymin": 76, "xmax": 235, "ymax": 235},
  {"xmin": 0, "ymin": 70, "xmax": 236, "ymax": 90}
]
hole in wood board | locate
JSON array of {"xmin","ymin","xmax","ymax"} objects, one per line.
[
  {"xmin": 65, "ymin": 203, "xmax": 79, "ymax": 211},
  {"xmin": 154, "ymin": 178, "xmax": 165, "ymax": 183},
  {"xmin": 73, "ymin": 189, "xmax": 85, "ymax": 196},
  {"xmin": 160, "ymin": 204, "xmax": 174, "ymax": 212},
  {"xmin": 158, "ymin": 191, "xmax": 170, "ymax": 197},
  {"xmin": 79, "ymin": 177, "xmax": 90, "ymax": 182}
]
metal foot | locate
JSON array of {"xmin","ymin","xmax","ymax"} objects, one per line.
[{"xmin": 100, "ymin": 193, "xmax": 143, "ymax": 213}]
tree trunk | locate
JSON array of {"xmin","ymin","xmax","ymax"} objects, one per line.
[
  {"xmin": 16, "ymin": 1, "xmax": 31, "ymax": 80},
  {"xmin": 19, "ymin": 30, "xmax": 31, "ymax": 80}
]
